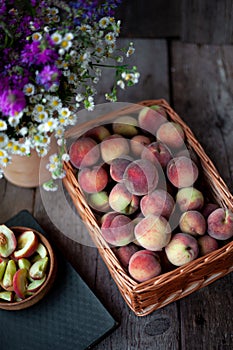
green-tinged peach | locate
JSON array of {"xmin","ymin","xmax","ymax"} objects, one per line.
[
  {"xmin": 88, "ymin": 191, "xmax": 110, "ymax": 212},
  {"xmin": 0, "ymin": 260, "xmax": 7, "ymax": 281},
  {"xmin": 78, "ymin": 165, "xmax": 108, "ymax": 193},
  {"xmin": 27, "ymin": 275, "xmax": 46, "ymax": 293},
  {"xmin": 84, "ymin": 125, "xmax": 111, "ymax": 142},
  {"xmin": 140, "ymin": 189, "xmax": 175, "ymax": 219},
  {"xmin": 114, "ymin": 243, "xmax": 140, "ymax": 268},
  {"xmin": 156, "ymin": 122, "xmax": 185, "ymax": 150},
  {"xmin": 128, "ymin": 250, "xmax": 161, "ymax": 282},
  {"xmin": 101, "ymin": 214, "xmax": 134, "ymax": 246},
  {"xmin": 13, "ymin": 230, "xmax": 39, "ymax": 259},
  {"xmin": 198, "ymin": 235, "xmax": 219, "ymax": 256},
  {"xmin": 0, "ymin": 291, "xmax": 14, "ymax": 302},
  {"xmin": 18, "ymin": 258, "xmax": 31, "ymax": 270},
  {"xmin": 13, "ymin": 268, "xmax": 28, "ymax": 299},
  {"xmin": 123, "ymin": 159, "xmax": 159, "ymax": 195},
  {"xmin": 0, "ymin": 225, "xmax": 17, "ymax": 258},
  {"xmin": 176, "ymin": 187, "xmax": 204, "ymax": 212},
  {"xmin": 110, "ymin": 157, "xmax": 132, "ymax": 182},
  {"xmin": 109, "ymin": 182, "xmax": 139, "ymax": 215},
  {"xmin": 179, "ymin": 210, "xmax": 206, "ymax": 236},
  {"xmin": 112, "ymin": 115, "xmax": 138, "ymax": 137},
  {"xmin": 166, "ymin": 156, "xmax": 199, "ymax": 188},
  {"xmin": 36, "ymin": 243, "xmax": 48, "ymax": 259},
  {"xmin": 134, "ymin": 215, "xmax": 171, "ymax": 251},
  {"xmin": 207, "ymin": 208, "xmax": 233, "ymax": 240},
  {"xmin": 29, "ymin": 257, "xmax": 49, "ymax": 280},
  {"xmin": 165, "ymin": 233, "xmax": 199, "ymax": 266},
  {"xmin": 69, "ymin": 137, "xmax": 100, "ymax": 169},
  {"xmin": 2, "ymin": 259, "xmax": 17, "ymax": 290},
  {"xmin": 138, "ymin": 105, "xmax": 167, "ymax": 135},
  {"xmin": 130, "ymin": 135, "xmax": 151, "ymax": 157},
  {"xmin": 100, "ymin": 134, "xmax": 130, "ymax": 163},
  {"xmin": 141, "ymin": 141, "xmax": 172, "ymax": 169}
]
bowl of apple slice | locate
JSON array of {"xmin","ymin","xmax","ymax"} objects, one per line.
[{"xmin": 0, "ymin": 225, "xmax": 56, "ymax": 310}]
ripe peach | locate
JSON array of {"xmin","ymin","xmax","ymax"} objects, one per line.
[
  {"xmin": 109, "ymin": 182, "xmax": 139, "ymax": 215},
  {"xmin": 128, "ymin": 250, "xmax": 161, "ymax": 282},
  {"xmin": 88, "ymin": 191, "xmax": 110, "ymax": 212},
  {"xmin": 123, "ymin": 159, "xmax": 159, "ymax": 195},
  {"xmin": 166, "ymin": 156, "xmax": 199, "ymax": 188},
  {"xmin": 140, "ymin": 189, "xmax": 175, "ymax": 219},
  {"xmin": 69, "ymin": 137, "xmax": 100, "ymax": 169},
  {"xmin": 110, "ymin": 157, "xmax": 132, "ymax": 182},
  {"xmin": 13, "ymin": 230, "xmax": 39, "ymax": 259},
  {"xmin": 114, "ymin": 243, "xmax": 140, "ymax": 268},
  {"xmin": 138, "ymin": 105, "xmax": 167, "ymax": 135},
  {"xmin": 0, "ymin": 225, "xmax": 17, "ymax": 258},
  {"xmin": 176, "ymin": 187, "xmax": 204, "ymax": 212},
  {"xmin": 78, "ymin": 165, "xmax": 108, "ymax": 193},
  {"xmin": 179, "ymin": 210, "xmax": 206, "ymax": 236},
  {"xmin": 134, "ymin": 215, "xmax": 171, "ymax": 251},
  {"xmin": 100, "ymin": 134, "xmax": 130, "ymax": 163},
  {"xmin": 165, "ymin": 232, "xmax": 199, "ymax": 266},
  {"xmin": 101, "ymin": 213, "xmax": 134, "ymax": 246},
  {"xmin": 112, "ymin": 115, "xmax": 138, "ymax": 137},
  {"xmin": 84, "ymin": 125, "xmax": 111, "ymax": 142},
  {"xmin": 156, "ymin": 122, "xmax": 185, "ymax": 150},
  {"xmin": 198, "ymin": 235, "xmax": 219, "ymax": 256},
  {"xmin": 207, "ymin": 208, "xmax": 233, "ymax": 240},
  {"xmin": 130, "ymin": 134, "xmax": 151, "ymax": 157},
  {"xmin": 141, "ymin": 141, "xmax": 172, "ymax": 169}
]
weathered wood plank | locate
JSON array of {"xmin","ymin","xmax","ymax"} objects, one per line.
[
  {"xmin": 171, "ymin": 40, "xmax": 233, "ymax": 349},
  {"xmin": 181, "ymin": 0, "xmax": 233, "ymax": 44}
]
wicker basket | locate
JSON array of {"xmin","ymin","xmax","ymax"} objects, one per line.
[{"xmin": 63, "ymin": 99, "xmax": 233, "ymax": 316}]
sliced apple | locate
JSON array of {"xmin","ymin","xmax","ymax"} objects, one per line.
[
  {"xmin": 13, "ymin": 268, "xmax": 28, "ymax": 299},
  {"xmin": 0, "ymin": 260, "xmax": 7, "ymax": 281},
  {"xmin": 2, "ymin": 259, "xmax": 17, "ymax": 290},
  {"xmin": 0, "ymin": 291, "xmax": 14, "ymax": 302},
  {"xmin": 27, "ymin": 275, "xmax": 46, "ymax": 293},
  {"xmin": 29, "ymin": 257, "xmax": 49, "ymax": 280},
  {"xmin": 36, "ymin": 243, "xmax": 48, "ymax": 258},
  {"xmin": 18, "ymin": 258, "xmax": 31, "ymax": 270},
  {"xmin": 0, "ymin": 225, "xmax": 17, "ymax": 258},
  {"xmin": 13, "ymin": 230, "xmax": 38, "ymax": 259}
]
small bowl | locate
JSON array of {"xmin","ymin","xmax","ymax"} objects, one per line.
[{"xmin": 0, "ymin": 226, "xmax": 57, "ymax": 310}]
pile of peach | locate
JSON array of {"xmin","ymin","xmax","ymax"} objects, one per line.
[
  {"xmin": 0, "ymin": 225, "xmax": 49, "ymax": 302},
  {"xmin": 68, "ymin": 105, "xmax": 233, "ymax": 283}
]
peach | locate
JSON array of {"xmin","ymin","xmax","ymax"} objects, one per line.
[
  {"xmin": 138, "ymin": 105, "xmax": 167, "ymax": 135},
  {"xmin": 0, "ymin": 260, "xmax": 7, "ymax": 281},
  {"xmin": 114, "ymin": 243, "xmax": 140, "ymax": 268},
  {"xmin": 0, "ymin": 225, "xmax": 17, "ymax": 258},
  {"xmin": 88, "ymin": 191, "xmax": 110, "ymax": 212},
  {"xmin": 2, "ymin": 259, "xmax": 17, "ymax": 289},
  {"xmin": 140, "ymin": 189, "xmax": 175, "ymax": 219},
  {"xmin": 110, "ymin": 157, "xmax": 132, "ymax": 182},
  {"xmin": 198, "ymin": 235, "xmax": 219, "ymax": 256},
  {"xmin": 29, "ymin": 257, "xmax": 49, "ymax": 280},
  {"xmin": 202, "ymin": 203, "xmax": 219, "ymax": 218},
  {"xmin": 165, "ymin": 232, "xmax": 199, "ymax": 266},
  {"xmin": 134, "ymin": 215, "xmax": 171, "ymax": 251},
  {"xmin": 100, "ymin": 134, "xmax": 130, "ymax": 163},
  {"xmin": 179, "ymin": 210, "xmax": 206, "ymax": 236},
  {"xmin": 141, "ymin": 141, "xmax": 172, "ymax": 169},
  {"xmin": 84, "ymin": 125, "xmax": 111, "ymax": 142},
  {"xmin": 176, "ymin": 187, "xmax": 204, "ymax": 212},
  {"xmin": 109, "ymin": 182, "xmax": 139, "ymax": 215},
  {"xmin": 13, "ymin": 268, "xmax": 28, "ymax": 299},
  {"xmin": 13, "ymin": 230, "xmax": 39, "ymax": 259},
  {"xmin": 101, "ymin": 213, "xmax": 134, "ymax": 246},
  {"xmin": 112, "ymin": 115, "xmax": 138, "ymax": 137},
  {"xmin": 123, "ymin": 159, "xmax": 159, "ymax": 195},
  {"xmin": 156, "ymin": 122, "xmax": 185, "ymax": 150},
  {"xmin": 130, "ymin": 134, "xmax": 151, "ymax": 157},
  {"xmin": 207, "ymin": 208, "xmax": 233, "ymax": 240},
  {"xmin": 128, "ymin": 250, "xmax": 161, "ymax": 282},
  {"xmin": 78, "ymin": 165, "xmax": 108, "ymax": 193},
  {"xmin": 69, "ymin": 137, "xmax": 100, "ymax": 169},
  {"xmin": 166, "ymin": 156, "xmax": 199, "ymax": 188}
]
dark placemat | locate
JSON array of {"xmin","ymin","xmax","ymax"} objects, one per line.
[{"xmin": 0, "ymin": 210, "xmax": 118, "ymax": 350}]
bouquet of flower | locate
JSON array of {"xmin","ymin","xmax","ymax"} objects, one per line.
[{"xmin": 0, "ymin": 0, "xmax": 139, "ymax": 190}]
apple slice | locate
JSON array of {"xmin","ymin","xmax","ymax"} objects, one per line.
[
  {"xmin": 36, "ymin": 243, "xmax": 48, "ymax": 258},
  {"xmin": 29, "ymin": 257, "xmax": 49, "ymax": 280},
  {"xmin": 27, "ymin": 275, "xmax": 46, "ymax": 293},
  {"xmin": 2, "ymin": 259, "xmax": 17, "ymax": 290},
  {"xmin": 13, "ymin": 230, "xmax": 38, "ymax": 259},
  {"xmin": 0, "ymin": 291, "xmax": 14, "ymax": 302},
  {"xmin": 13, "ymin": 268, "xmax": 28, "ymax": 299},
  {"xmin": 0, "ymin": 260, "xmax": 7, "ymax": 281},
  {"xmin": 0, "ymin": 225, "xmax": 17, "ymax": 258}
]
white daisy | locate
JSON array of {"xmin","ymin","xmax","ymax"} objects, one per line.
[
  {"xmin": 23, "ymin": 83, "xmax": 35, "ymax": 96},
  {"xmin": 0, "ymin": 120, "xmax": 7, "ymax": 131},
  {"xmin": 51, "ymin": 32, "xmax": 62, "ymax": 45}
]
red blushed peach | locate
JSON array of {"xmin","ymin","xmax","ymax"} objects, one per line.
[
  {"xmin": 0, "ymin": 225, "xmax": 17, "ymax": 258},
  {"xmin": 179, "ymin": 210, "xmax": 206, "ymax": 236},
  {"xmin": 100, "ymin": 134, "xmax": 130, "ymax": 163},
  {"xmin": 134, "ymin": 215, "xmax": 171, "ymax": 251},
  {"xmin": 123, "ymin": 159, "xmax": 159, "ymax": 195},
  {"xmin": 128, "ymin": 250, "xmax": 161, "ymax": 282},
  {"xmin": 84, "ymin": 125, "xmax": 111, "ymax": 142},
  {"xmin": 198, "ymin": 235, "xmax": 219, "ymax": 256},
  {"xmin": 13, "ymin": 230, "xmax": 39, "ymax": 259},
  {"xmin": 202, "ymin": 203, "xmax": 219, "ymax": 218},
  {"xmin": 207, "ymin": 208, "xmax": 233, "ymax": 240},
  {"xmin": 69, "ymin": 137, "xmax": 100, "ymax": 169},
  {"xmin": 78, "ymin": 165, "xmax": 108, "ymax": 193},
  {"xmin": 166, "ymin": 156, "xmax": 199, "ymax": 188},
  {"xmin": 138, "ymin": 105, "xmax": 167, "ymax": 135},
  {"xmin": 140, "ymin": 189, "xmax": 175, "ymax": 219},
  {"xmin": 176, "ymin": 187, "xmax": 204, "ymax": 212},
  {"xmin": 141, "ymin": 141, "xmax": 172, "ymax": 169},
  {"xmin": 112, "ymin": 115, "xmax": 138, "ymax": 137},
  {"xmin": 110, "ymin": 157, "xmax": 132, "ymax": 182},
  {"xmin": 130, "ymin": 135, "xmax": 151, "ymax": 157},
  {"xmin": 113, "ymin": 243, "xmax": 140, "ymax": 268},
  {"xmin": 101, "ymin": 214, "xmax": 134, "ymax": 246},
  {"xmin": 109, "ymin": 182, "xmax": 139, "ymax": 215},
  {"xmin": 156, "ymin": 122, "xmax": 185, "ymax": 150},
  {"xmin": 165, "ymin": 233, "xmax": 199, "ymax": 266}
]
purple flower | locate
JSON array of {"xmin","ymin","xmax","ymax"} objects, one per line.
[
  {"xmin": 36, "ymin": 65, "xmax": 61, "ymax": 91},
  {"xmin": 37, "ymin": 48, "xmax": 59, "ymax": 65},
  {"xmin": 21, "ymin": 42, "xmax": 41, "ymax": 65},
  {"xmin": 0, "ymin": 89, "xmax": 26, "ymax": 117}
]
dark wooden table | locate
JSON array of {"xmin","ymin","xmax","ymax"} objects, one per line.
[{"xmin": 1, "ymin": 37, "xmax": 233, "ymax": 349}]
